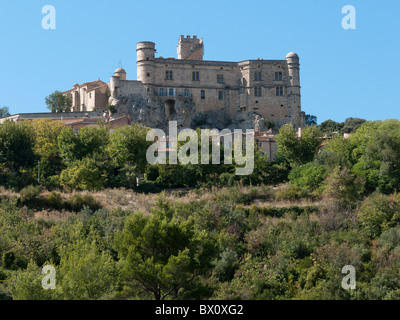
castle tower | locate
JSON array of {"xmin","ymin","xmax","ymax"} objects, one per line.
[
  {"xmin": 286, "ymin": 52, "xmax": 300, "ymax": 88},
  {"xmin": 286, "ymin": 52, "xmax": 302, "ymax": 127},
  {"xmin": 109, "ymin": 68, "xmax": 127, "ymax": 100},
  {"xmin": 114, "ymin": 68, "xmax": 126, "ymax": 81},
  {"xmin": 137, "ymin": 41, "xmax": 156, "ymax": 84},
  {"xmin": 177, "ymin": 35, "xmax": 204, "ymax": 60}
]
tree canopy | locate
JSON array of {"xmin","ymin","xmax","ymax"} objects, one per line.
[
  {"xmin": 276, "ymin": 124, "xmax": 322, "ymax": 167},
  {"xmin": 0, "ymin": 107, "xmax": 10, "ymax": 119},
  {"xmin": 45, "ymin": 91, "xmax": 72, "ymax": 113}
]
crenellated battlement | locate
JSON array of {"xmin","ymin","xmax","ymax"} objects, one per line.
[
  {"xmin": 177, "ymin": 35, "xmax": 204, "ymax": 60},
  {"xmin": 179, "ymin": 35, "xmax": 203, "ymax": 42}
]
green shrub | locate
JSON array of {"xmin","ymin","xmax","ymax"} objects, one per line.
[
  {"xmin": 275, "ymin": 184, "xmax": 310, "ymax": 201},
  {"xmin": 43, "ymin": 192, "xmax": 64, "ymax": 210},
  {"xmin": 66, "ymin": 194, "xmax": 101, "ymax": 212},
  {"xmin": 377, "ymin": 227, "xmax": 400, "ymax": 251},
  {"xmin": 42, "ymin": 175, "xmax": 61, "ymax": 191},
  {"xmin": 219, "ymin": 173, "xmax": 236, "ymax": 187},
  {"xmin": 19, "ymin": 185, "xmax": 40, "ymax": 205},
  {"xmin": 249, "ymin": 204, "xmax": 319, "ymax": 218},
  {"xmin": 213, "ymin": 248, "xmax": 239, "ymax": 282},
  {"xmin": 60, "ymin": 158, "xmax": 106, "ymax": 191},
  {"xmin": 358, "ymin": 192, "xmax": 400, "ymax": 239},
  {"xmin": 145, "ymin": 165, "xmax": 160, "ymax": 181},
  {"xmin": 289, "ymin": 162, "xmax": 327, "ymax": 191}
]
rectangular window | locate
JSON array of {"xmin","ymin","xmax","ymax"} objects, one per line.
[
  {"xmin": 184, "ymin": 89, "xmax": 189, "ymax": 97},
  {"xmin": 159, "ymin": 88, "xmax": 164, "ymax": 96},
  {"xmin": 168, "ymin": 88, "xmax": 175, "ymax": 96},
  {"xmin": 192, "ymin": 72, "xmax": 200, "ymax": 81},
  {"xmin": 165, "ymin": 71, "xmax": 173, "ymax": 80},
  {"xmin": 201, "ymin": 90, "xmax": 205, "ymax": 100},
  {"xmin": 218, "ymin": 91, "xmax": 224, "ymax": 100},
  {"xmin": 254, "ymin": 87, "xmax": 262, "ymax": 97},
  {"xmin": 276, "ymin": 86, "xmax": 284, "ymax": 96},
  {"xmin": 254, "ymin": 72, "xmax": 262, "ymax": 81},
  {"xmin": 217, "ymin": 74, "xmax": 224, "ymax": 84},
  {"xmin": 275, "ymin": 72, "xmax": 283, "ymax": 81}
]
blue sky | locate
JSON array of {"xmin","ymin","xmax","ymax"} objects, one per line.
[{"xmin": 0, "ymin": 0, "xmax": 399, "ymax": 124}]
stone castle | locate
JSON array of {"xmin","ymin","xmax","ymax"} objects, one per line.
[{"xmin": 64, "ymin": 35, "xmax": 305, "ymax": 131}]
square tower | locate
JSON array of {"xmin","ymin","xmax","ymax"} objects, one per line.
[{"xmin": 177, "ymin": 35, "xmax": 204, "ymax": 60}]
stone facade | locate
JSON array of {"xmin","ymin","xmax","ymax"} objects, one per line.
[
  {"xmin": 63, "ymin": 80, "xmax": 109, "ymax": 112},
  {"xmin": 108, "ymin": 35, "xmax": 305, "ymax": 131}
]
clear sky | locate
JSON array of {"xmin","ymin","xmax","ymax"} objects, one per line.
[{"xmin": 0, "ymin": 0, "xmax": 399, "ymax": 124}]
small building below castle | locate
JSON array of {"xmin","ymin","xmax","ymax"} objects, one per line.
[{"xmin": 63, "ymin": 80, "xmax": 109, "ymax": 112}]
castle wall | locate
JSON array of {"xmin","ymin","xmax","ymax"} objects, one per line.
[
  {"xmin": 93, "ymin": 85, "xmax": 109, "ymax": 110},
  {"xmin": 147, "ymin": 57, "xmax": 302, "ymax": 128},
  {"xmin": 119, "ymin": 80, "xmax": 147, "ymax": 97},
  {"xmin": 101, "ymin": 36, "xmax": 304, "ymax": 130}
]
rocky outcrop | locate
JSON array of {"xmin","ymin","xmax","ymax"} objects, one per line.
[{"xmin": 112, "ymin": 94, "xmax": 269, "ymax": 132}]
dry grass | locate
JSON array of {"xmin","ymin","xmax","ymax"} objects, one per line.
[
  {"xmin": 33, "ymin": 209, "xmax": 75, "ymax": 222},
  {"xmin": 2, "ymin": 183, "xmax": 321, "ymax": 222},
  {"xmin": 0, "ymin": 186, "xmax": 19, "ymax": 199}
]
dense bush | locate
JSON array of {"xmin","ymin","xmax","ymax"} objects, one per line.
[
  {"xmin": 19, "ymin": 185, "xmax": 41, "ymax": 205},
  {"xmin": 60, "ymin": 158, "xmax": 106, "ymax": 191},
  {"xmin": 358, "ymin": 193, "xmax": 400, "ymax": 239},
  {"xmin": 65, "ymin": 194, "xmax": 101, "ymax": 212},
  {"xmin": 288, "ymin": 162, "xmax": 327, "ymax": 191},
  {"xmin": 275, "ymin": 184, "xmax": 310, "ymax": 201}
]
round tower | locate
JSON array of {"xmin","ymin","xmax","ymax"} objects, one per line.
[
  {"xmin": 286, "ymin": 52, "xmax": 302, "ymax": 128},
  {"xmin": 137, "ymin": 41, "xmax": 156, "ymax": 84},
  {"xmin": 286, "ymin": 52, "xmax": 300, "ymax": 88},
  {"xmin": 114, "ymin": 67, "xmax": 126, "ymax": 81},
  {"xmin": 109, "ymin": 75, "xmax": 120, "ymax": 100}
]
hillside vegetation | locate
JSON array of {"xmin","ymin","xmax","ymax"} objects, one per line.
[{"xmin": 1, "ymin": 118, "xmax": 400, "ymax": 300}]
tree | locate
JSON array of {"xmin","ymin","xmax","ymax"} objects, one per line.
[
  {"xmin": 341, "ymin": 117, "xmax": 366, "ymax": 134},
  {"xmin": 60, "ymin": 157, "xmax": 106, "ymax": 191},
  {"xmin": 0, "ymin": 106, "xmax": 10, "ymax": 118},
  {"xmin": 115, "ymin": 197, "xmax": 217, "ymax": 300},
  {"xmin": 45, "ymin": 91, "xmax": 72, "ymax": 113},
  {"xmin": 56, "ymin": 237, "xmax": 118, "ymax": 300},
  {"xmin": 58, "ymin": 126, "xmax": 108, "ymax": 166},
  {"xmin": 241, "ymin": 145, "xmax": 289, "ymax": 185},
  {"xmin": 31, "ymin": 119, "xmax": 66, "ymax": 178},
  {"xmin": 318, "ymin": 119, "xmax": 343, "ymax": 136},
  {"xmin": 358, "ymin": 193, "xmax": 400, "ymax": 239},
  {"xmin": 78, "ymin": 126, "xmax": 108, "ymax": 158},
  {"xmin": 288, "ymin": 162, "xmax": 327, "ymax": 191},
  {"xmin": 0, "ymin": 121, "xmax": 35, "ymax": 175},
  {"xmin": 6, "ymin": 261, "xmax": 55, "ymax": 300},
  {"xmin": 305, "ymin": 114, "xmax": 317, "ymax": 126},
  {"xmin": 276, "ymin": 124, "xmax": 322, "ymax": 167},
  {"xmin": 8, "ymin": 238, "xmax": 118, "ymax": 300},
  {"xmin": 58, "ymin": 127, "xmax": 81, "ymax": 165},
  {"xmin": 351, "ymin": 120, "xmax": 400, "ymax": 194},
  {"xmin": 323, "ymin": 166, "xmax": 365, "ymax": 212},
  {"xmin": 107, "ymin": 124, "xmax": 151, "ymax": 175}
]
